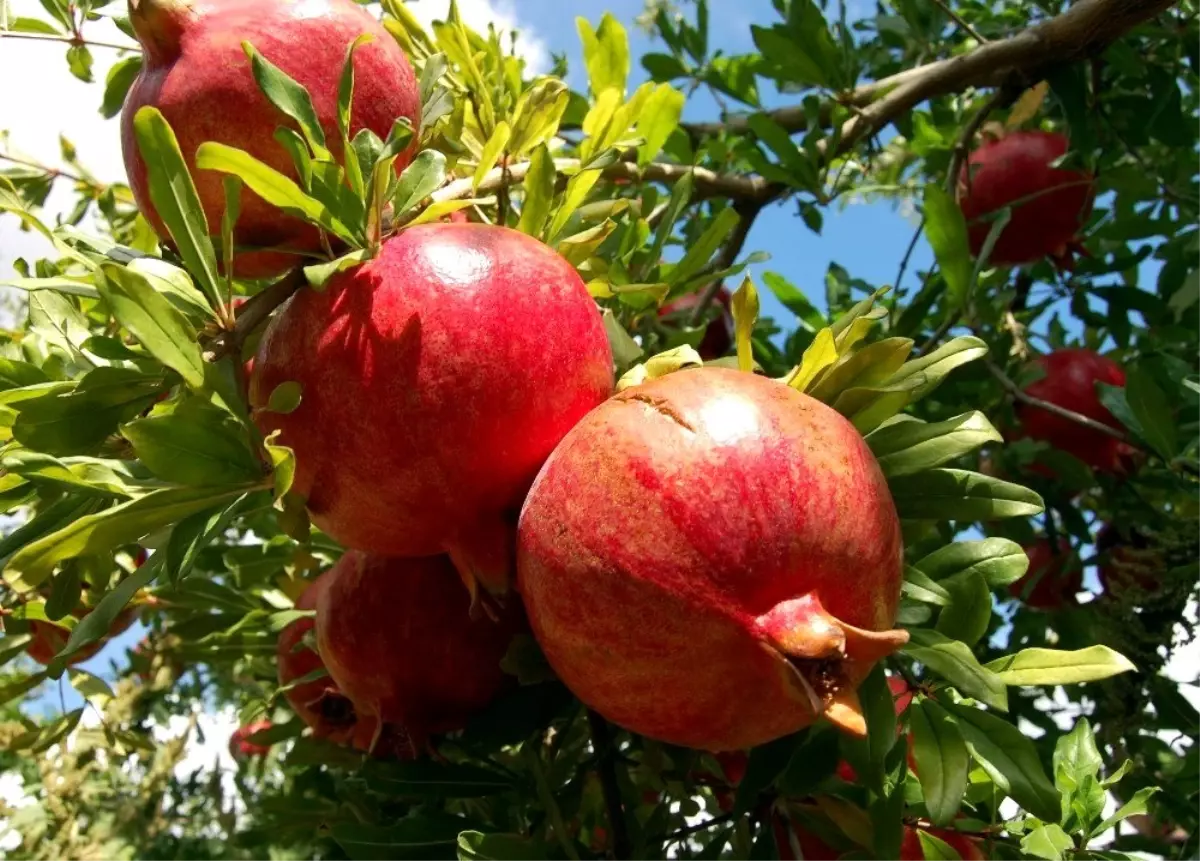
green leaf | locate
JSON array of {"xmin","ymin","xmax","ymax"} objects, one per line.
[
  {"xmin": 641, "ymin": 52, "xmax": 688, "ymax": 81},
  {"xmin": 731, "ymin": 276, "xmax": 759, "ymax": 374},
  {"xmin": 910, "ymin": 699, "xmax": 970, "ymax": 826},
  {"xmin": 122, "ymin": 411, "xmax": 263, "ymax": 487},
  {"xmin": 66, "ymin": 43, "xmax": 93, "ymax": 82},
  {"xmin": 131, "ymin": 107, "xmax": 223, "ymax": 308},
  {"xmin": 1123, "ymin": 367, "xmax": 1177, "ymax": 459},
  {"xmin": 58, "ymin": 559, "xmax": 159, "ymax": 665},
  {"xmin": 516, "ymin": 145, "xmax": 555, "ymax": 238},
  {"xmin": 0, "ymin": 359, "xmax": 50, "ymax": 391},
  {"xmin": 810, "ymin": 338, "xmax": 914, "ymax": 404},
  {"xmin": 242, "ymin": 42, "xmax": 331, "ymax": 160},
  {"xmin": 762, "ymin": 271, "xmax": 825, "ymax": 332},
  {"xmin": 68, "ymin": 667, "xmax": 115, "ymax": 705},
  {"xmin": 393, "ymin": 150, "xmax": 448, "ymax": 218},
  {"xmin": 577, "ymin": 13, "xmax": 629, "ymax": 96},
  {"xmin": 635, "ymin": 84, "xmax": 685, "ymax": 165},
  {"xmin": 98, "ymin": 263, "xmax": 206, "ymax": 389},
  {"xmin": 889, "ymin": 469, "xmax": 1044, "ymax": 521},
  {"xmin": 457, "ymin": 832, "xmax": 547, "ymax": 861},
  {"xmin": 0, "ymin": 673, "xmax": 47, "ymax": 708},
  {"xmin": 889, "ymin": 336, "xmax": 988, "ymax": 401},
  {"xmin": 1053, "ymin": 718, "xmax": 1103, "ymax": 798},
  {"xmin": 1, "ymin": 451, "xmax": 135, "ymax": 497},
  {"xmin": 473, "ymin": 122, "xmax": 511, "ymax": 192},
  {"xmin": 362, "ymin": 759, "xmax": 516, "ymax": 798},
  {"xmin": 337, "ymin": 34, "xmax": 374, "ymax": 199},
  {"xmin": 1093, "ymin": 787, "xmax": 1159, "ymax": 835},
  {"xmin": 732, "ymin": 731, "xmax": 804, "ymax": 817},
  {"xmin": 841, "ymin": 665, "xmax": 898, "ymax": 793},
  {"xmin": 165, "ymin": 493, "xmax": 258, "ymax": 582},
  {"xmin": 935, "ymin": 570, "xmax": 992, "ymax": 646},
  {"xmin": 126, "ymin": 257, "xmax": 216, "ymax": 323},
  {"xmin": 984, "ymin": 646, "xmax": 1136, "ymax": 687},
  {"xmin": 332, "ymin": 814, "xmax": 472, "ymax": 861},
  {"xmin": 1020, "ymin": 824, "xmax": 1074, "ymax": 861},
  {"xmin": 507, "ymin": 78, "xmax": 570, "ymax": 156},
  {"xmin": 923, "ymin": 185, "xmax": 972, "ymax": 309},
  {"xmin": 194, "ymin": 142, "xmax": 358, "ymax": 246},
  {"xmin": 904, "ymin": 629, "xmax": 1008, "ymax": 711},
  {"xmin": 869, "ymin": 412, "xmax": 1002, "ymax": 478},
  {"xmin": 903, "ymin": 565, "xmax": 952, "ymax": 606},
  {"xmin": 101, "ymin": 55, "xmax": 143, "ymax": 119},
  {"xmin": 220, "ymin": 176, "xmax": 242, "ymax": 286},
  {"xmin": 304, "ymin": 249, "xmax": 370, "ymax": 290},
  {"xmin": 669, "ymin": 207, "xmax": 741, "ymax": 286},
  {"xmin": 0, "ymin": 496, "xmax": 98, "ymax": 566},
  {"xmin": 6, "ymin": 485, "xmax": 255, "ymax": 592},
  {"xmin": 786, "ymin": 327, "xmax": 838, "ymax": 392},
  {"xmin": 914, "ymin": 538, "xmax": 1029, "ymax": 588},
  {"xmin": 917, "ymin": 830, "xmax": 964, "ymax": 861},
  {"xmin": 945, "ymin": 702, "xmax": 1062, "ymax": 822}
]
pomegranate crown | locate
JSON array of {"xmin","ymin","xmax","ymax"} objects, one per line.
[{"xmin": 128, "ymin": 0, "xmax": 194, "ymax": 62}]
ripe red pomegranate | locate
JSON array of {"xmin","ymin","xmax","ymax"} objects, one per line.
[
  {"xmin": 957, "ymin": 130, "xmax": 1094, "ymax": 267},
  {"xmin": 517, "ymin": 367, "xmax": 906, "ymax": 751},
  {"xmin": 1014, "ymin": 349, "xmax": 1127, "ymax": 473},
  {"xmin": 1096, "ymin": 525, "xmax": 1160, "ymax": 599},
  {"xmin": 1007, "ymin": 538, "xmax": 1082, "ymax": 610},
  {"xmin": 277, "ymin": 570, "xmax": 378, "ymax": 750},
  {"xmin": 658, "ymin": 288, "xmax": 734, "ymax": 360},
  {"xmin": 122, "ymin": 0, "xmax": 420, "ymax": 279},
  {"xmin": 251, "ymin": 224, "xmax": 613, "ymax": 595},
  {"xmin": 837, "ymin": 676, "xmax": 916, "ymax": 782},
  {"xmin": 900, "ymin": 826, "xmax": 985, "ymax": 860},
  {"xmin": 27, "ymin": 608, "xmax": 136, "ymax": 666},
  {"xmin": 315, "ymin": 551, "xmax": 525, "ymax": 755},
  {"xmin": 230, "ymin": 720, "xmax": 273, "ymax": 758}
]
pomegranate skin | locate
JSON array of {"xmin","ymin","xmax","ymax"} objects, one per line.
[
  {"xmin": 900, "ymin": 826, "xmax": 985, "ymax": 860},
  {"xmin": 315, "ymin": 551, "xmax": 524, "ymax": 753},
  {"xmin": 958, "ymin": 130, "xmax": 1094, "ymax": 266},
  {"xmin": 230, "ymin": 720, "xmax": 273, "ymax": 758},
  {"xmin": 27, "ymin": 608, "xmax": 136, "ymax": 666},
  {"xmin": 1008, "ymin": 538, "xmax": 1082, "ymax": 610},
  {"xmin": 122, "ymin": 0, "xmax": 420, "ymax": 279},
  {"xmin": 1015, "ymin": 349, "xmax": 1127, "ymax": 472},
  {"xmin": 251, "ymin": 224, "xmax": 613, "ymax": 593},
  {"xmin": 276, "ymin": 570, "xmax": 378, "ymax": 749},
  {"xmin": 517, "ymin": 367, "xmax": 905, "ymax": 751}
]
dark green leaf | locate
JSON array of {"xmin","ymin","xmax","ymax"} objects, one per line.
[
  {"xmin": 457, "ymin": 831, "xmax": 547, "ymax": 861},
  {"xmin": 122, "ymin": 411, "xmax": 263, "ymax": 486},
  {"xmin": 904, "ymin": 629, "xmax": 1008, "ymax": 711},
  {"xmin": 332, "ymin": 812, "xmax": 476, "ymax": 861},
  {"xmin": 869, "ymin": 412, "xmax": 1002, "ymax": 478},
  {"xmin": 910, "ymin": 699, "xmax": 970, "ymax": 826},
  {"xmin": 1123, "ymin": 367, "xmax": 1177, "ymax": 459},
  {"xmin": 732, "ymin": 731, "xmax": 804, "ymax": 817},
  {"xmin": 100, "ymin": 55, "xmax": 142, "ymax": 119},
  {"xmin": 889, "ymin": 469, "xmax": 1044, "ymax": 521},
  {"xmin": 914, "ymin": 539, "xmax": 1029, "ymax": 588},
  {"xmin": 242, "ymin": 41, "xmax": 330, "ymax": 159},
  {"xmin": 58, "ymin": 559, "xmax": 159, "ymax": 665},
  {"xmin": 935, "ymin": 570, "xmax": 992, "ymax": 646},
  {"xmin": 393, "ymin": 150, "xmax": 448, "ymax": 217}
]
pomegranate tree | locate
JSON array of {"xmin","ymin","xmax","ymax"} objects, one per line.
[
  {"xmin": 314, "ymin": 551, "xmax": 525, "ymax": 756},
  {"xmin": 251, "ymin": 223, "xmax": 612, "ymax": 595},
  {"xmin": 122, "ymin": 0, "xmax": 420, "ymax": 278},
  {"xmin": 957, "ymin": 130, "xmax": 1094, "ymax": 266},
  {"xmin": 276, "ymin": 570, "xmax": 377, "ymax": 750},
  {"xmin": 1007, "ymin": 537, "xmax": 1082, "ymax": 610},
  {"xmin": 517, "ymin": 367, "xmax": 906, "ymax": 751},
  {"xmin": 1014, "ymin": 348, "xmax": 1127, "ymax": 473}
]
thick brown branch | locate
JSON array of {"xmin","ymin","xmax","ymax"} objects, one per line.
[
  {"xmin": 683, "ymin": 0, "xmax": 1177, "ymax": 139},
  {"xmin": 203, "ymin": 269, "xmax": 306, "ymax": 362}
]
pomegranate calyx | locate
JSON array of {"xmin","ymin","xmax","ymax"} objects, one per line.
[{"xmin": 128, "ymin": 0, "xmax": 193, "ymax": 63}]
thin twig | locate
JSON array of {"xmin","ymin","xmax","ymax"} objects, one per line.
[
  {"xmin": 945, "ymin": 87, "xmax": 1018, "ymax": 195},
  {"xmin": 0, "ymin": 31, "xmax": 138, "ymax": 51},
  {"xmin": 587, "ymin": 710, "xmax": 632, "ymax": 861},
  {"xmin": 985, "ymin": 359, "xmax": 1129, "ymax": 441},
  {"xmin": 928, "ymin": 0, "xmax": 990, "ymax": 43},
  {"xmin": 893, "ymin": 217, "xmax": 926, "ymax": 292},
  {"xmin": 659, "ymin": 812, "xmax": 736, "ymax": 844},
  {"xmin": 0, "ymin": 153, "xmax": 94, "ymax": 187},
  {"xmin": 687, "ymin": 196, "xmax": 772, "ymax": 327},
  {"xmin": 523, "ymin": 741, "xmax": 580, "ymax": 861},
  {"xmin": 202, "ymin": 269, "xmax": 306, "ymax": 362}
]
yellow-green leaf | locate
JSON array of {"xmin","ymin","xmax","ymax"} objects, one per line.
[
  {"xmin": 984, "ymin": 646, "xmax": 1136, "ymax": 686},
  {"xmin": 577, "ymin": 13, "xmax": 629, "ymax": 97},
  {"xmin": 473, "ymin": 121, "xmax": 512, "ymax": 192},
  {"xmin": 786, "ymin": 328, "xmax": 838, "ymax": 392},
  {"xmin": 617, "ymin": 345, "xmax": 703, "ymax": 392},
  {"xmin": 731, "ymin": 276, "xmax": 759, "ymax": 374}
]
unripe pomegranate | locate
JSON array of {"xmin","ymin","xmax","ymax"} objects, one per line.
[
  {"xmin": 837, "ymin": 676, "xmax": 916, "ymax": 782},
  {"xmin": 230, "ymin": 720, "xmax": 273, "ymax": 758},
  {"xmin": 1007, "ymin": 538, "xmax": 1081, "ymax": 610},
  {"xmin": 252, "ymin": 224, "xmax": 613, "ymax": 595},
  {"xmin": 957, "ymin": 130, "xmax": 1094, "ymax": 267},
  {"xmin": 27, "ymin": 608, "xmax": 136, "ymax": 666},
  {"xmin": 276, "ymin": 570, "xmax": 378, "ymax": 750},
  {"xmin": 900, "ymin": 825, "xmax": 985, "ymax": 860},
  {"xmin": 658, "ymin": 288, "xmax": 734, "ymax": 360},
  {"xmin": 122, "ymin": 0, "xmax": 420, "ymax": 279},
  {"xmin": 315, "ymin": 551, "xmax": 525, "ymax": 755},
  {"xmin": 517, "ymin": 367, "xmax": 906, "ymax": 751},
  {"xmin": 1013, "ymin": 349, "xmax": 1127, "ymax": 473}
]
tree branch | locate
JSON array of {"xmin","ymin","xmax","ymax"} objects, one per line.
[
  {"xmin": 587, "ymin": 710, "xmax": 632, "ymax": 861},
  {"xmin": 985, "ymin": 359, "xmax": 1130, "ymax": 442},
  {"xmin": 202, "ymin": 269, "xmax": 306, "ymax": 362},
  {"xmin": 682, "ymin": 0, "xmax": 1177, "ymax": 139},
  {"xmin": 928, "ymin": 0, "xmax": 990, "ymax": 43},
  {"xmin": 0, "ymin": 31, "xmax": 138, "ymax": 52}
]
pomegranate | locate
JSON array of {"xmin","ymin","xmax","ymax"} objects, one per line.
[
  {"xmin": 658, "ymin": 288, "xmax": 734, "ymax": 360},
  {"xmin": 957, "ymin": 130, "xmax": 1094, "ymax": 267},
  {"xmin": 900, "ymin": 826, "xmax": 984, "ymax": 860},
  {"xmin": 1096, "ymin": 525, "xmax": 1160, "ymax": 599},
  {"xmin": 276, "ymin": 570, "xmax": 378, "ymax": 750},
  {"xmin": 230, "ymin": 720, "xmax": 273, "ymax": 758},
  {"xmin": 1013, "ymin": 349, "xmax": 1127, "ymax": 473},
  {"xmin": 837, "ymin": 676, "xmax": 916, "ymax": 782},
  {"xmin": 27, "ymin": 607, "xmax": 136, "ymax": 666},
  {"xmin": 517, "ymin": 367, "xmax": 906, "ymax": 751},
  {"xmin": 251, "ymin": 224, "xmax": 613, "ymax": 595},
  {"xmin": 122, "ymin": 0, "xmax": 420, "ymax": 279},
  {"xmin": 315, "ymin": 551, "xmax": 525, "ymax": 756},
  {"xmin": 691, "ymin": 750, "xmax": 748, "ymax": 812},
  {"xmin": 1007, "ymin": 538, "xmax": 1081, "ymax": 610},
  {"xmin": 772, "ymin": 816, "xmax": 842, "ymax": 860}
]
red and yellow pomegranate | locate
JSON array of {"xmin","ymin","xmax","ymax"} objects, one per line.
[
  {"xmin": 315, "ymin": 551, "xmax": 525, "ymax": 756},
  {"xmin": 1007, "ymin": 538, "xmax": 1082, "ymax": 610},
  {"xmin": 27, "ymin": 607, "xmax": 136, "ymax": 666},
  {"xmin": 517, "ymin": 367, "xmax": 906, "ymax": 751},
  {"xmin": 276, "ymin": 570, "xmax": 378, "ymax": 750},
  {"xmin": 957, "ymin": 130, "xmax": 1094, "ymax": 267},
  {"xmin": 122, "ymin": 0, "xmax": 420, "ymax": 278},
  {"xmin": 251, "ymin": 223, "xmax": 613, "ymax": 595},
  {"xmin": 1014, "ymin": 349, "xmax": 1127, "ymax": 473},
  {"xmin": 230, "ymin": 720, "xmax": 273, "ymax": 758}
]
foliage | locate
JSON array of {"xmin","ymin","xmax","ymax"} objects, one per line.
[{"xmin": 0, "ymin": 0, "xmax": 1196, "ymax": 859}]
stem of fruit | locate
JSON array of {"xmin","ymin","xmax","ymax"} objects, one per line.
[
  {"xmin": 587, "ymin": 709, "xmax": 633, "ymax": 861},
  {"xmin": 523, "ymin": 741, "xmax": 580, "ymax": 861},
  {"xmin": 984, "ymin": 359, "xmax": 1129, "ymax": 442},
  {"xmin": 203, "ymin": 268, "xmax": 306, "ymax": 362}
]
